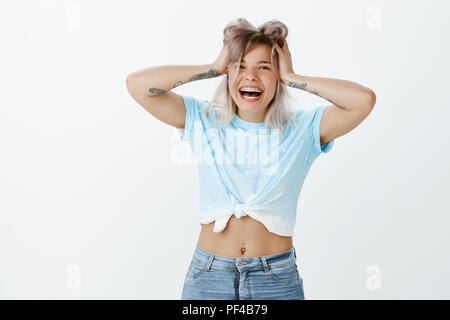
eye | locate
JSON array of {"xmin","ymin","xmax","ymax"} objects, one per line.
[{"xmin": 239, "ymin": 65, "xmax": 270, "ymax": 70}]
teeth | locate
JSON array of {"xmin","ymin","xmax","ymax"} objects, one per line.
[
  {"xmin": 240, "ymin": 91, "xmax": 261, "ymax": 100},
  {"xmin": 240, "ymin": 87, "xmax": 262, "ymax": 93}
]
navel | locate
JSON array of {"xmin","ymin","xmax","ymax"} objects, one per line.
[{"xmin": 240, "ymin": 242, "xmax": 246, "ymax": 255}]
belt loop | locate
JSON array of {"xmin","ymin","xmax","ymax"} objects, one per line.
[
  {"xmin": 205, "ymin": 253, "xmax": 214, "ymax": 271},
  {"xmin": 293, "ymin": 247, "xmax": 297, "ymax": 259},
  {"xmin": 261, "ymin": 256, "xmax": 269, "ymax": 273}
]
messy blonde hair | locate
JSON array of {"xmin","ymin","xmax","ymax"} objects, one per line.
[{"xmin": 206, "ymin": 18, "xmax": 299, "ymax": 136}]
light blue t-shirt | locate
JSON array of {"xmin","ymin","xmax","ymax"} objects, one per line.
[{"xmin": 178, "ymin": 95, "xmax": 334, "ymax": 237}]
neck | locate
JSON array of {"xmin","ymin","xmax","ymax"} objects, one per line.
[{"xmin": 234, "ymin": 102, "xmax": 267, "ymax": 123}]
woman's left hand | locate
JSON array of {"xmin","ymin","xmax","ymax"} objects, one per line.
[{"xmin": 275, "ymin": 39, "xmax": 295, "ymax": 82}]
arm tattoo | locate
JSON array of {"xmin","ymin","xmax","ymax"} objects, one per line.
[
  {"xmin": 148, "ymin": 68, "xmax": 221, "ymax": 95},
  {"xmin": 288, "ymin": 81, "xmax": 307, "ymax": 90},
  {"xmin": 148, "ymin": 87, "xmax": 168, "ymax": 95},
  {"xmin": 189, "ymin": 68, "xmax": 221, "ymax": 81},
  {"xmin": 287, "ymin": 81, "xmax": 347, "ymax": 110}
]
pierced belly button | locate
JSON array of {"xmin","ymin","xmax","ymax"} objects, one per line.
[{"xmin": 240, "ymin": 247, "xmax": 246, "ymax": 254}]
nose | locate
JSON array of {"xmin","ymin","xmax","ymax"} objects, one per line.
[{"xmin": 243, "ymin": 70, "xmax": 258, "ymax": 80}]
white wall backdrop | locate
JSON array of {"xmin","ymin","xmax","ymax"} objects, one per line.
[{"xmin": 0, "ymin": 0, "xmax": 449, "ymax": 299}]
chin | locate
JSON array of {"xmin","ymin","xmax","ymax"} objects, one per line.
[{"xmin": 238, "ymin": 104, "xmax": 268, "ymax": 113}]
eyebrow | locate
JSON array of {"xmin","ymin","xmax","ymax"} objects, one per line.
[{"xmin": 241, "ymin": 59, "xmax": 271, "ymax": 64}]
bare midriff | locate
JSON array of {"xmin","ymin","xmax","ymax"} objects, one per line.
[{"xmin": 197, "ymin": 215, "xmax": 293, "ymax": 258}]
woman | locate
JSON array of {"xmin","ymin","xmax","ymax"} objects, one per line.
[{"xmin": 126, "ymin": 18, "xmax": 376, "ymax": 300}]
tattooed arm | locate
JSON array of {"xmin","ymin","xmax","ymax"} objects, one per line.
[
  {"xmin": 126, "ymin": 64, "xmax": 220, "ymax": 129},
  {"xmin": 274, "ymin": 39, "xmax": 375, "ymax": 112},
  {"xmin": 282, "ymin": 73, "xmax": 375, "ymax": 112},
  {"xmin": 126, "ymin": 64, "xmax": 221, "ymax": 97}
]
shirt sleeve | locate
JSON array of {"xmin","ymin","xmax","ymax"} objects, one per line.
[
  {"xmin": 178, "ymin": 95, "xmax": 197, "ymax": 141},
  {"xmin": 310, "ymin": 105, "xmax": 334, "ymax": 154}
]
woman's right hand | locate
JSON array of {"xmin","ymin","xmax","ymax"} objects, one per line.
[{"xmin": 212, "ymin": 43, "xmax": 229, "ymax": 76}]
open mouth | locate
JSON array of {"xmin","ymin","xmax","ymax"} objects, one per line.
[{"xmin": 239, "ymin": 89, "xmax": 263, "ymax": 102}]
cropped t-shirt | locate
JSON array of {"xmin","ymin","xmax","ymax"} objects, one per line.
[{"xmin": 178, "ymin": 95, "xmax": 334, "ymax": 237}]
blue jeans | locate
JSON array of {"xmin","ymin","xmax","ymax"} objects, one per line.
[{"xmin": 181, "ymin": 245, "xmax": 305, "ymax": 300}]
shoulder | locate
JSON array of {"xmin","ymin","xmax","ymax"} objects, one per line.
[
  {"xmin": 287, "ymin": 107, "xmax": 312, "ymax": 128},
  {"xmin": 181, "ymin": 95, "xmax": 213, "ymax": 116},
  {"xmin": 182, "ymin": 95, "xmax": 219, "ymax": 127},
  {"xmin": 292, "ymin": 105, "xmax": 328, "ymax": 126}
]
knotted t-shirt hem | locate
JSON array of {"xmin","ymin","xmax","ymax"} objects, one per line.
[{"xmin": 198, "ymin": 213, "xmax": 294, "ymax": 237}]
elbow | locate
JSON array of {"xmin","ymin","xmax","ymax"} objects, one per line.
[
  {"xmin": 126, "ymin": 75, "xmax": 136, "ymax": 96},
  {"xmin": 365, "ymin": 89, "xmax": 376, "ymax": 111}
]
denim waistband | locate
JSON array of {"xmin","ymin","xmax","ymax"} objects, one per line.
[{"xmin": 190, "ymin": 245, "xmax": 297, "ymax": 273}]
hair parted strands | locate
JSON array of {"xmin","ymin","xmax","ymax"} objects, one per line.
[{"xmin": 205, "ymin": 18, "xmax": 300, "ymax": 136}]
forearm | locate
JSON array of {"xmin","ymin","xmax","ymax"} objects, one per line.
[
  {"xmin": 283, "ymin": 73, "xmax": 375, "ymax": 111},
  {"xmin": 126, "ymin": 64, "xmax": 220, "ymax": 96}
]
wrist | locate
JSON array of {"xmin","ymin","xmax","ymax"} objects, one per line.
[
  {"xmin": 210, "ymin": 62, "xmax": 227, "ymax": 76},
  {"xmin": 280, "ymin": 71, "xmax": 295, "ymax": 84},
  {"xmin": 208, "ymin": 63, "xmax": 222, "ymax": 76}
]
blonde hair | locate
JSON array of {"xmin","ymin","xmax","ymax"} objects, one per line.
[{"xmin": 206, "ymin": 18, "xmax": 300, "ymax": 136}]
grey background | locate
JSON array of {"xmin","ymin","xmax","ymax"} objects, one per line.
[{"xmin": 0, "ymin": 0, "xmax": 449, "ymax": 299}]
